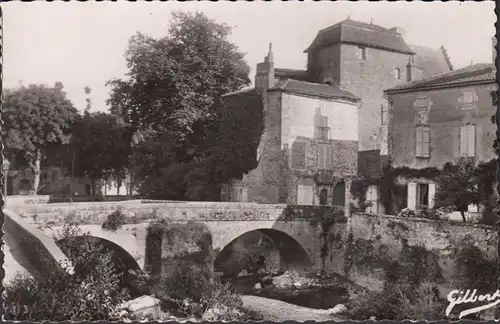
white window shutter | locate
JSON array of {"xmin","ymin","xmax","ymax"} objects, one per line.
[
  {"xmin": 422, "ymin": 128, "xmax": 430, "ymax": 157},
  {"xmin": 325, "ymin": 145, "xmax": 332, "ymax": 169},
  {"xmin": 297, "ymin": 185, "xmax": 304, "ymax": 204},
  {"xmin": 428, "ymin": 183, "xmax": 436, "ymax": 209},
  {"xmin": 408, "ymin": 182, "xmax": 417, "ymax": 210},
  {"xmin": 467, "ymin": 125, "xmax": 476, "ymax": 157},
  {"xmin": 416, "ymin": 127, "xmax": 422, "ymax": 156},
  {"xmin": 460, "ymin": 126, "xmax": 467, "ymax": 156},
  {"xmin": 303, "ymin": 185, "xmax": 314, "ymax": 205}
]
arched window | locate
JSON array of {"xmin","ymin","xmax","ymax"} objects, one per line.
[{"xmin": 319, "ymin": 189, "xmax": 328, "ymax": 205}]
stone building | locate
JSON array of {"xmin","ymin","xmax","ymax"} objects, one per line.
[
  {"xmin": 384, "ymin": 62, "xmax": 497, "ymax": 212},
  {"xmin": 222, "ymin": 45, "xmax": 361, "ymax": 213},
  {"xmin": 222, "ymin": 19, "xmax": 457, "ymax": 211}
]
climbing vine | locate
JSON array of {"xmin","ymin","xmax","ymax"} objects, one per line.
[{"xmin": 351, "ymin": 158, "xmax": 496, "ymax": 218}]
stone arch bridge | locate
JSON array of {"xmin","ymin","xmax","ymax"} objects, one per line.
[{"xmin": 7, "ymin": 201, "xmax": 346, "ymax": 278}]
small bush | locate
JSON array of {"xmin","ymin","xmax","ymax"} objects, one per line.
[
  {"xmin": 4, "ymin": 223, "xmax": 130, "ymax": 321},
  {"xmin": 152, "ymin": 263, "xmax": 263, "ymax": 321},
  {"xmin": 346, "ymin": 281, "xmax": 446, "ymax": 320},
  {"xmin": 102, "ymin": 209, "xmax": 127, "ymax": 231},
  {"xmin": 397, "ymin": 208, "xmax": 416, "ymax": 218}
]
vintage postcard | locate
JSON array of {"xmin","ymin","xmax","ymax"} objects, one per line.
[{"xmin": 1, "ymin": 1, "xmax": 498, "ymax": 322}]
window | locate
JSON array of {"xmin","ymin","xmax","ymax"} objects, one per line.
[
  {"xmin": 416, "ymin": 183, "xmax": 429, "ymax": 209},
  {"xmin": 394, "ymin": 68, "xmax": 401, "ymax": 80},
  {"xmin": 315, "ymin": 109, "xmax": 329, "ymax": 141},
  {"xmin": 323, "ymin": 77, "xmax": 333, "ymax": 86},
  {"xmin": 356, "ymin": 46, "xmax": 366, "ymax": 60},
  {"xmin": 366, "ymin": 185, "xmax": 378, "ymax": 213},
  {"xmin": 317, "ymin": 143, "xmax": 332, "ymax": 170},
  {"xmin": 381, "ymin": 105, "xmax": 389, "ymax": 125},
  {"xmin": 297, "ymin": 185, "xmax": 314, "ymax": 205},
  {"xmin": 460, "ymin": 124, "xmax": 476, "ymax": 157},
  {"xmin": 291, "ymin": 141, "xmax": 306, "ymax": 169},
  {"xmin": 409, "ymin": 55, "xmax": 416, "ymax": 64},
  {"xmin": 319, "ymin": 189, "xmax": 328, "ymax": 205},
  {"xmin": 415, "ymin": 125, "xmax": 430, "ymax": 158},
  {"xmin": 459, "ymin": 90, "xmax": 476, "ymax": 109}
]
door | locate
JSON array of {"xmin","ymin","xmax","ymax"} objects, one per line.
[{"xmin": 332, "ymin": 182, "xmax": 346, "ymax": 207}]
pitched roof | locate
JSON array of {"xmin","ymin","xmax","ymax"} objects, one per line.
[
  {"xmin": 408, "ymin": 44, "xmax": 453, "ymax": 78},
  {"xmin": 385, "ymin": 63, "xmax": 496, "ymax": 93},
  {"xmin": 222, "ymin": 87, "xmax": 259, "ymax": 98},
  {"xmin": 304, "ymin": 19, "xmax": 415, "ymax": 55},
  {"xmin": 269, "ymin": 79, "xmax": 360, "ymax": 102},
  {"xmin": 274, "ymin": 68, "xmax": 309, "ymax": 81}
]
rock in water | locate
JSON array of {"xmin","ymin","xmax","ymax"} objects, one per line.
[
  {"xmin": 328, "ymin": 304, "xmax": 347, "ymax": 315},
  {"xmin": 238, "ymin": 269, "xmax": 250, "ymax": 277},
  {"xmin": 254, "ymin": 283, "xmax": 262, "ymax": 289},
  {"xmin": 128, "ymin": 295, "xmax": 161, "ymax": 312}
]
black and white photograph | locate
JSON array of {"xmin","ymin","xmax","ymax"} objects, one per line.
[{"xmin": 1, "ymin": 1, "xmax": 498, "ymax": 322}]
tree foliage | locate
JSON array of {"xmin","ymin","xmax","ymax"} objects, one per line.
[
  {"xmin": 71, "ymin": 111, "xmax": 133, "ymax": 195},
  {"xmin": 108, "ymin": 11, "xmax": 261, "ymax": 200},
  {"xmin": 3, "ymin": 83, "xmax": 78, "ymax": 193}
]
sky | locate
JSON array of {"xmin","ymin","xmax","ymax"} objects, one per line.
[{"xmin": 3, "ymin": 1, "xmax": 496, "ymax": 113}]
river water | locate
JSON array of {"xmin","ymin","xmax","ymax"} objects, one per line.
[{"xmin": 229, "ymin": 276, "xmax": 348, "ymax": 310}]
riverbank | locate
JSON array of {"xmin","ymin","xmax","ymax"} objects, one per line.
[{"xmin": 241, "ymin": 295, "xmax": 343, "ymax": 321}]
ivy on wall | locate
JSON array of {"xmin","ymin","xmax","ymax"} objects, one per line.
[{"xmin": 351, "ymin": 158, "xmax": 496, "ymax": 218}]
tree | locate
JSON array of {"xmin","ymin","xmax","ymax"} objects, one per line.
[
  {"xmin": 71, "ymin": 112, "xmax": 133, "ymax": 196},
  {"xmin": 434, "ymin": 157, "xmax": 479, "ymax": 223},
  {"xmin": 3, "ymin": 83, "xmax": 78, "ymax": 194},
  {"xmin": 108, "ymin": 11, "xmax": 256, "ymax": 200}
]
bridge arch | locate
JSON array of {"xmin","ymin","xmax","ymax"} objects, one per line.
[
  {"xmin": 213, "ymin": 222, "xmax": 314, "ymax": 275},
  {"xmin": 56, "ymin": 235, "xmax": 144, "ymax": 296}
]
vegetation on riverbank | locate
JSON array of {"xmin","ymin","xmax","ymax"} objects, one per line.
[{"xmin": 4, "ymin": 223, "xmax": 263, "ymax": 321}]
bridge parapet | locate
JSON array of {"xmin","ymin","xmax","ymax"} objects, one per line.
[{"xmin": 13, "ymin": 201, "xmax": 345, "ymax": 228}]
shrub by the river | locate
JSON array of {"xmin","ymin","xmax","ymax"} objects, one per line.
[
  {"xmin": 152, "ymin": 262, "xmax": 263, "ymax": 321},
  {"xmin": 346, "ymin": 281, "xmax": 446, "ymax": 320},
  {"xmin": 4, "ymin": 223, "xmax": 130, "ymax": 321}
]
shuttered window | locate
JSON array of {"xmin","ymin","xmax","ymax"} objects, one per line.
[
  {"xmin": 317, "ymin": 143, "xmax": 332, "ymax": 170},
  {"xmin": 291, "ymin": 141, "xmax": 306, "ymax": 169},
  {"xmin": 415, "ymin": 125, "xmax": 430, "ymax": 158},
  {"xmin": 315, "ymin": 113, "xmax": 329, "ymax": 141},
  {"xmin": 459, "ymin": 124, "xmax": 476, "ymax": 157}
]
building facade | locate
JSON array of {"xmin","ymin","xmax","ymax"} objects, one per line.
[
  {"xmin": 384, "ymin": 63, "xmax": 497, "ymax": 212},
  {"xmin": 222, "ymin": 45, "xmax": 361, "ymax": 211}
]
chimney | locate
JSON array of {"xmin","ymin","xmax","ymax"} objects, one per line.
[
  {"xmin": 406, "ymin": 56, "xmax": 423, "ymax": 82},
  {"xmin": 389, "ymin": 27, "xmax": 406, "ymax": 39},
  {"xmin": 493, "ymin": 36, "xmax": 497, "ymax": 64},
  {"xmin": 255, "ymin": 43, "xmax": 275, "ymax": 92}
]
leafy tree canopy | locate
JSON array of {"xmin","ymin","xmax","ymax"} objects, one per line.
[
  {"xmin": 3, "ymin": 82, "xmax": 78, "ymax": 193},
  {"xmin": 108, "ymin": 11, "xmax": 263, "ymax": 200}
]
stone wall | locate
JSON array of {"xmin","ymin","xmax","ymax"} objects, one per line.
[
  {"xmin": 3, "ymin": 209, "xmax": 70, "ymax": 284},
  {"xmin": 324, "ymin": 213, "xmax": 497, "ymax": 297},
  {"xmin": 338, "ymin": 44, "xmax": 411, "ymax": 152}
]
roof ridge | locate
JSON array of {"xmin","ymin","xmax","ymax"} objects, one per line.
[{"xmin": 394, "ymin": 63, "xmax": 492, "ymax": 88}]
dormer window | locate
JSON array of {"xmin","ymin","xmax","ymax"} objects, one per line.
[
  {"xmin": 356, "ymin": 46, "xmax": 366, "ymax": 60},
  {"xmin": 459, "ymin": 90, "xmax": 477, "ymax": 110},
  {"xmin": 394, "ymin": 68, "xmax": 401, "ymax": 80}
]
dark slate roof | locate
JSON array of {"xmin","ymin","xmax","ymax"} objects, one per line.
[
  {"xmin": 304, "ymin": 19, "xmax": 415, "ymax": 55},
  {"xmin": 408, "ymin": 44, "xmax": 452, "ymax": 78},
  {"xmin": 274, "ymin": 68, "xmax": 310, "ymax": 81},
  {"xmin": 385, "ymin": 63, "xmax": 496, "ymax": 93},
  {"xmin": 269, "ymin": 79, "xmax": 361, "ymax": 102}
]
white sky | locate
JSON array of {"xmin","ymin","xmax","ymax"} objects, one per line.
[{"xmin": 3, "ymin": 1, "xmax": 496, "ymax": 113}]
